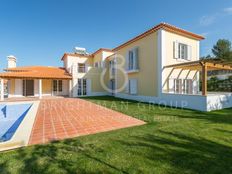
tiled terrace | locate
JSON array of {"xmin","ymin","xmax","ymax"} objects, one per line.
[{"xmin": 29, "ymin": 98, "xmax": 145, "ymax": 145}]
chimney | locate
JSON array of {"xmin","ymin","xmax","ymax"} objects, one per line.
[{"xmin": 7, "ymin": 55, "xmax": 16, "ymax": 68}]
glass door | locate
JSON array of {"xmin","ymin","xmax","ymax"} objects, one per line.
[
  {"xmin": 53, "ymin": 80, "xmax": 62, "ymax": 96},
  {"xmin": 77, "ymin": 79, "xmax": 87, "ymax": 96}
]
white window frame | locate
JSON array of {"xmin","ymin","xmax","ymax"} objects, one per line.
[
  {"xmin": 77, "ymin": 79, "xmax": 87, "ymax": 96},
  {"xmin": 109, "ymin": 59, "xmax": 116, "ymax": 76},
  {"xmin": 94, "ymin": 61, "xmax": 104, "ymax": 68},
  {"xmin": 53, "ymin": 80, "xmax": 63, "ymax": 95},
  {"xmin": 174, "ymin": 41, "xmax": 192, "ymax": 61},
  {"xmin": 128, "ymin": 50, "xmax": 134, "ymax": 70},
  {"xmin": 183, "ymin": 79, "xmax": 194, "ymax": 94},
  {"xmin": 174, "ymin": 79, "xmax": 182, "ymax": 94},
  {"xmin": 126, "ymin": 47, "xmax": 139, "ymax": 72},
  {"xmin": 173, "ymin": 78, "xmax": 194, "ymax": 94},
  {"xmin": 78, "ymin": 63, "xmax": 86, "ymax": 73}
]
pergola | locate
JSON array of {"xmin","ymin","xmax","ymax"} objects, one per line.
[{"xmin": 163, "ymin": 59, "xmax": 232, "ymax": 96}]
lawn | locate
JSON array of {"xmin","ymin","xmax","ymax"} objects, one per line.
[{"xmin": 0, "ymin": 96, "xmax": 232, "ymax": 174}]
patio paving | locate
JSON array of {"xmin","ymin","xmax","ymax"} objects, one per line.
[{"xmin": 29, "ymin": 98, "xmax": 145, "ymax": 145}]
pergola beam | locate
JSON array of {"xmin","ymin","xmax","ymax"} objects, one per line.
[{"xmin": 164, "ymin": 59, "xmax": 232, "ymax": 71}]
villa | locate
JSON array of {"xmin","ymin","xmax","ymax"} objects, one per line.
[{"xmin": 0, "ymin": 23, "xmax": 232, "ymax": 111}]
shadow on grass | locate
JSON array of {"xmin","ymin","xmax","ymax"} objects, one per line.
[
  {"xmin": 0, "ymin": 139, "xmax": 129, "ymax": 174},
  {"xmin": 116, "ymin": 130, "xmax": 232, "ymax": 174},
  {"xmin": 0, "ymin": 130, "xmax": 231, "ymax": 173}
]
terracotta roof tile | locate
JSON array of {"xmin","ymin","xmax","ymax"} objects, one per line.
[
  {"xmin": 91, "ymin": 48, "xmax": 113, "ymax": 56},
  {"xmin": 0, "ymin": 66, "xmax": 72, "ymax": 79},
  {"xmin": 113, "ymin": 22, "xmax": 205, "ymax": 51}
]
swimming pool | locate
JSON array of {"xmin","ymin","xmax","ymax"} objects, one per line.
[{"xmin": 0, "ymin": 103, "xmax": 32, "ymax": 142}]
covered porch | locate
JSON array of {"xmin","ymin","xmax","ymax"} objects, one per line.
[
  {"xmin": 0, "ymin": 66, "xmax": 72, "ymax": 101},
  {"xmin": 162, "ymin": 59, "xmax": 232, "ymax": 111},
  {"xmin": 0, "ymin": 78, "xmax": 70, "ymax": 101},
  {"xmin": 163, "ymin": 59, "xmax": 232, "ymax": 96}
]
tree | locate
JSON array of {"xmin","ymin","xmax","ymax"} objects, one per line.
[
  {"xmin": 212, "ymin": 39, "xmax": 232, "ymax": 62},
  {"xmin": 200, "ymin": 54, "xmax": 212, "ymax": 60}
]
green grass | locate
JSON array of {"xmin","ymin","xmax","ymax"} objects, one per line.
[{"xmin": 0, "ymin": 96, "xmax": 232, "ymax": 174}]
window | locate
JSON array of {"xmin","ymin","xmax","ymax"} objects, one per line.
[
  {"xmin": 83, "ymin": 79, "xmax": 87, "ymax": 95},
  {"xmin": 78, "ymin": 63, "xmax": 86, "ymax": 73},
  {"xmin": 179, "ymin": 43, "xmax": 188, "ymax": 60},
  {"xmin": 109, "ymin": 60, "xmax": 115, "ymax": 76},
  {"xmin": 77, "ymin": 79, "xmax": 87, "ymax": 96},
  {"xmin": 128, "ymin": 51, "xmax": 134, "ymax": 70},
  {"xmin": 126, "ymin": 79, "xmax": 138, "ymax": 95},
  {"xmin": 174, "ymin": 41, "xmax": 191, "ymax": 60},
  {"xmin": 58, "ymin": 80, "xmax": 62, "ymax": 92},
  {"xmin": 53, "ymin": 80, "xmax": 57, "ymax": 92},
  {"xmin": 127, "ymin": 47, "xmax": 139, "ymax": 71},
  {"xmin": 94, "ymin": 61, "xmax": 104, "ymax": 68},
  {"xmin": 183, "ymin": 79, "xmax": 193, "ymax": 94},
  {"xmin": 78, "ymin": 79, "xmax": 82, "ymax": 95},
  {"xmin": 53, "ymin": 80, "xmax": 62, "ymax": 92},
  {"xmin": 174, "ymin": 79, "xmax": 182, "ymax": 94}
]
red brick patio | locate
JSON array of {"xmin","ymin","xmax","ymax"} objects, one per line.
[{"xmin": 29, "ymin": 98, "xmax": 145, "ymax": 145}]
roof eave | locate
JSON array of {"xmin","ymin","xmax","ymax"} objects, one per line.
[{"xmin": 113, "ymin": 23, "xmax": 205, "ymax": 51}]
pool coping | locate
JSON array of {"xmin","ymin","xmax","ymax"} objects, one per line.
[{"xmin": 0, "ymin": 101, "xmax": 40, "ymax": 152}]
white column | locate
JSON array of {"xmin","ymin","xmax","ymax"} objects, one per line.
[
  {"xmin": 0, "ymin": 79, "xmax": 4, "ymax": 101},
  {"xmin": 69, "ymin": 80, "xmax": 73, "ymax": 97},
  {"xmin": 157, "ymin": 29, "xmax": 166, "ymax": 97},
  {"xmin": 39, "ymin": 79, "xmax": 42, "ymax": 99}
]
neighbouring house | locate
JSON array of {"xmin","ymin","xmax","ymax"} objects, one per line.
[{"xmin": 0, "ymin": 23, "xmax": 232, "ymax": 111}]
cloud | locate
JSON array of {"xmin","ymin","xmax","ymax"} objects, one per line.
[
  {"xmin": 200, "ymin": 7, "xmax": 232, "ymax": 26},
  {"xmin": 224, "ymin": 7, "xmax": 232, "ymax": 14},
  {"xmin": 200, "ymin": 15, "xmax": 217, "ymax": 26}
]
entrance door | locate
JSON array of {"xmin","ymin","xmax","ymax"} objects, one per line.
[
  {"xmin": 52, "ymin": 80, "xmax": 63, "ymax": 96},
  {"xmin": 23, "ymin": 80, "xmax": 34, "ymax": 96}
]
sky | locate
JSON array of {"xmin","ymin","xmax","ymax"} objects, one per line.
[{"xmin": 0, "ymin": 0, "xmax": 232, "ymax": 71}]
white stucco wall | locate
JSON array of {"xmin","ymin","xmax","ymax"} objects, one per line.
[
  {"xmin": 206, "ymin": 93, "xmax": 232, "ymax": 111},
  {"xmin": 115, "ymin": 92, "xmax": 232, "ymax": 111},
  {"xmin": 14, "ymin": 79, "xmax": 23, "ymax": 97}
]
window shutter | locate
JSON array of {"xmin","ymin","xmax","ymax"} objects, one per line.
[
  {"xmin": 133, "ymin": 47, "xmax": 139, "ymax": 69},
  {"xmin": 125, "ymin": 80, "xmax": 129, "ymax": 93},
  {"xmin": 187, "ymin": 45, "xmax": 192, "ymax": 60},
  {"xmin": 173, "ymin": 41, "xmax": 179, "ymax": 59},
  {"xmin": 125, "ymin": 51, "xmax": 129, "ymax": 71},
  {"xmin": 130, "ymin": 79, "xmax": 138, "ymax": 95}
]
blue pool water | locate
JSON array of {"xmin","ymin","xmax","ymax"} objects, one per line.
[{"xmin": 0, "ymin": 103, "xmax": 32, "ymax": 142}]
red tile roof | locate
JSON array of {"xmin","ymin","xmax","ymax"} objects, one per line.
[
  {"xmin": 91, "ymin": 48, "xmax": 113, "ymax": 56},
  {"xmin": 0, "ymin": 66, "xmax": 72, "ymax": 79},
  {"xmin": 61, "ymin": 23, "xmax": 204, "ymax": 60},
  {"xmin": 113, "ymin": 22, "xmax": 205, "ymax": 51}
]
